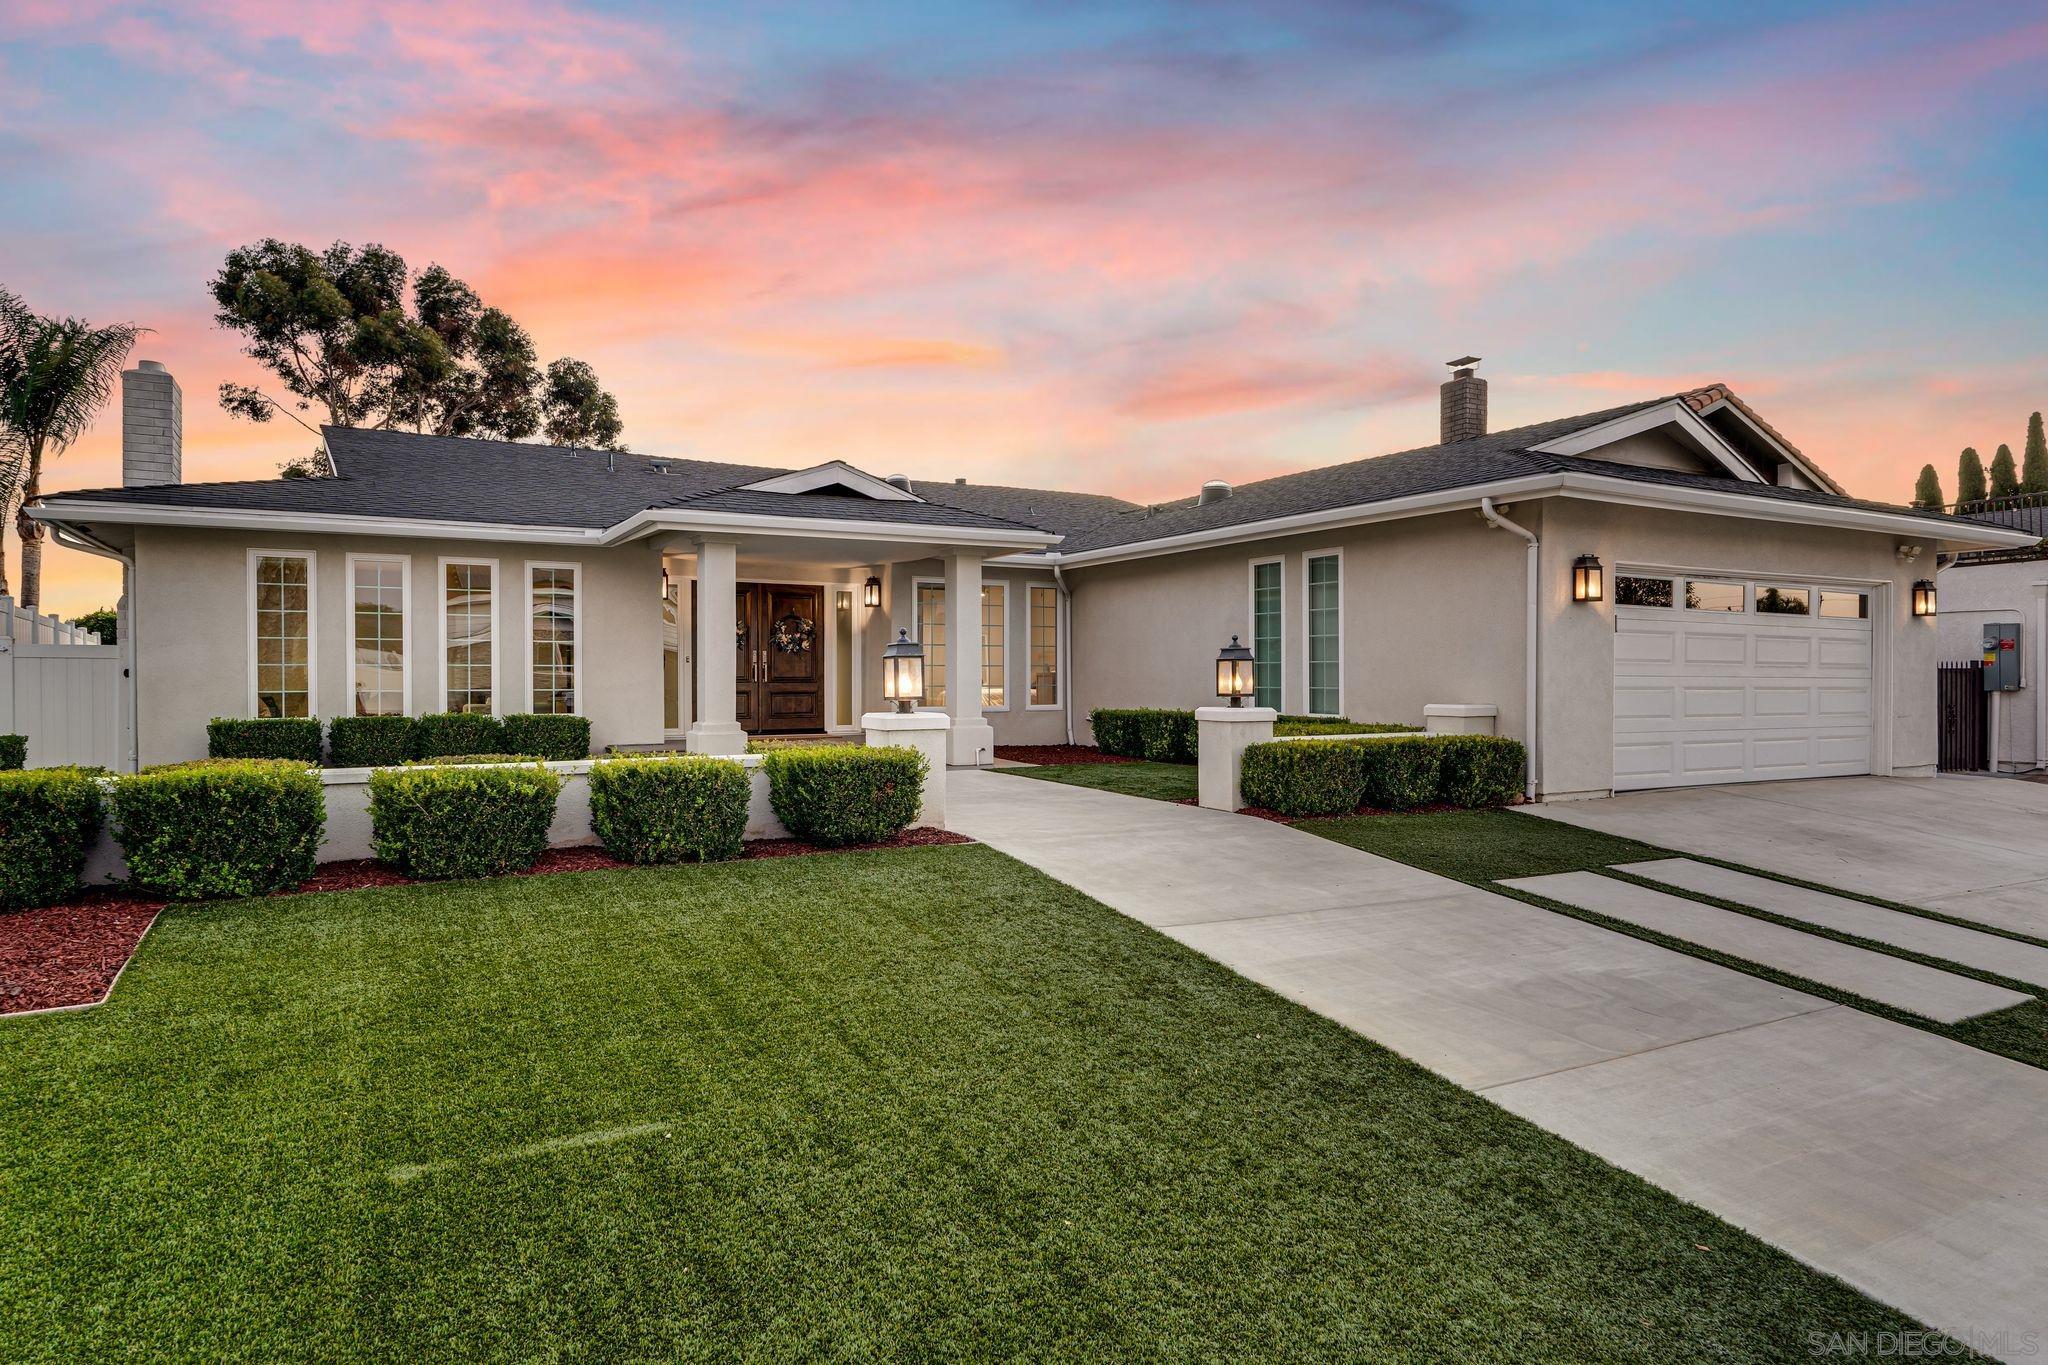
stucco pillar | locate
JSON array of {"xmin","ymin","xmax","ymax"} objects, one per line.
[
  {"xmin": 686, "ymin": 537, "xmax": 747, "ymax": 755},
  {"xmin": 862, "ymin": 710, "xmax": 950, "ymax": 828},
  {"xmin": 1423, "ymin": 703, "xmax": 1498, "ymax": 736},
  {"xmin": 944, "ymin": 550, "xmax": 996, "ymax": 767},
  {"xmin": 1196, "ymin": 705, "xmax": 1275, "ymax": 812}
]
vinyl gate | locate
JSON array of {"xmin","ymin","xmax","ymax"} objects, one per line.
[
  {"xmin": 1937, "ymin": 660, "xmax": 1987, "ymax": 773},
  {"xmin": 0, "ymin": 597, "xmax": 129, "ymax": 770}
]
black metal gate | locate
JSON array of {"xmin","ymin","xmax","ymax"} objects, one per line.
[{"xmin": 1938, "ymin": 661, "xmax": 1986, "ymax": 772}]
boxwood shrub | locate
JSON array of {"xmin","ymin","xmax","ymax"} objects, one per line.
[
  {"xmin": 1239, "ymin": 741, "xmax": 1363, "ymax": 818},
  {"xmin": 1272, "ymin": 716, "xmax": 1419, "ymax": 738},
  {"xmin": 588, "ymin": 756, "xmax": 749, "ymax": 863},
  {"xmin": 207, "ymin": 716, "xmax": 323, "ymax": 764},
  {"xmin": 416, "ymin": 711, "xmax": 507, "ymax": 758},
  {"xmin": 1435, "ymin": 735, "xmax": 1526, "ymax": 808},
  {"xmin": 761, "ymin": 744, "xmax": 925, "ymax": 847},
  {"xmin": 367, "ymin": 763, "xmax": 562, "ymax": 879},
  {"xmin": 326, "ymin": 715, "xmax": 418, "ymax": 768},
  {"xmin": 1089, "ymin": 708, "xmax": 1198, "ymax": 763},
  {"xmin": 112, "ymin": 758, "xmax": 324, "ymax": 899},
  {"xmin": 1240, "ymin": 734, "xmax": 1528, "ymax": 817},
  {"xmin": 402, "ymin": 754, "xmax": 544, "ymax": 767},
  {"xmin": 0, "ymin": 734, "xmax": 25, "ymax": 771},
  {"xmin": 502, "ymin": 713, "xmax": 592, "ymax": 761},
  {"xmin": 0, "ymin": 767, "xmax": 105, "ymax": 909}
]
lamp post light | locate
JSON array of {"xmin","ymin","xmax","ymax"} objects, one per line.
[
  {"xmin": 1571, "ymin": 554, "xmax": 1605, "ymax": 603},
  {"xmin": 882, "ymin": 628, "xmax": 926, "ymax": 714},
  {"xmin": 1912, "ymin": 579, "xmax": 1938, "ymax": 618},
  {"xmin": 862, "ymin": 575, "xmax": 882, "ymax": 609},
  {"xmin": 1215, "ymin": 634, "xmax": 1256, "ymax": 707}
]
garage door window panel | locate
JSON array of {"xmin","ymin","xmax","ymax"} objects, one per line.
[
  {"xmin": 1755, "ymin": 586, "xmax": 1811, "ymax": 615},
  {"xmin": 1818, "ymin": 590, "xmax": 1868, "ymax": 620},
  {"xmin": 1616, "ymin": 575, "xmax": 1674, "ymax": 609},
  {"xmin": 1685, "ymin": 580, "xmax": 1746, "ymax": 613}
]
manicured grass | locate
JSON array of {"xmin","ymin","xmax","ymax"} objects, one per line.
[
  {"xmin": 999, "ymin": 759, "xmax": 1198, "ymax": 803},
  {"xmin": 0, "ymin": 845, "xmax": 1934, "ymax": 1360},
  {"xmin": 1301, "ymin": 808, "xmax": 2048, "ymax": 1072}
]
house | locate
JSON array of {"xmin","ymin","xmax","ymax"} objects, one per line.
[
  {"xmin": 1933, "ymin": 502, "xmax": 2048, "ymax": 772},
  {"xmin": 31, "ymin": 358, "xmax": 2033, "ymax": 797}
]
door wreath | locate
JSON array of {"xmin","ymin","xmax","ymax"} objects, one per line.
[{"xmin": 771, "ymin": 612, "xmax": 816, "ymax": 654}]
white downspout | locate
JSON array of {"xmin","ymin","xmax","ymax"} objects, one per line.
[
  {"xmin": 1479, "ymin": 498, "xmax": 1540, "ymax": 800},
  {"xmin": 1052, "ymin": 561, "xmax": 1075, "ymax": 746}
]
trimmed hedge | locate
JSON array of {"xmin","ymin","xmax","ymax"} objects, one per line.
[
  {"xmin": 1240, "ymin": 735, "xmax": 1526, "ymax": 817},
  {"xmin": 588, "ymin": 756, "xmax": 749, "ymax": 864},
  {"xmin": 1089, "ymin": 708, "xmax": 1198, "ymax": 763},
  {"xmin": 502, "ymin": 713, "xmax": 592, "ymax": 761},
  {"xmin": 0, "ymin": 734, "xmax": 25, "ymax": 771},
  {"xmin": 327, "ymin": 715, "xmax": 418, "ymax": 768},
  {"xmin": 208, "ymin": 716, "xmax": 323, "ymax": 764},
  {"xmin": 402, "ymin": 753, "xmax": 545, "ymax": 767},
  {"xmin": 416, "ymin": 711, "xmax": 507, "ymax": 758},
  {"xmin": 761, "ymin": 744, "xmax": 925, "ymax": 847},
  {"xmin": 112, "ymin": 758, "xmax": 324, "ymax": 899},
  {"xmin": 1273, "ymin": 716, "xmax": 1419, "ymax": 738},
  {"xmin": 368, "ymin": 763, "xmax": 562, "ymax": 879},
  {"xmin": 0, "ymin": 767, "xmax": 105, "ymax": 910}
]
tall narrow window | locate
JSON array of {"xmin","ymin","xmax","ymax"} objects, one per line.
[
  {"xmin": 834, "ymin": 591, "xmax": 854, "ymax": 727},
  {"xmin": 1028, "ymin": 584, "xmax": 1058, "ymax": 707},
  {"xmin": 350, "ymin": 557, "xmax": 406, "ymax": 716},
  {"xmin": 1251, "ymin": 559, "xmax": 1283, "ymax": 710},
  {"xmin": 916, "ymin": 581, "xmax": 947, "ymax": 707},
  {"xmin": 529, "ymin": 564, "xmax": 578, "ymax": 714},
  {"xmin": 981, "ymin": 582, "xmax": 1006, "ymax": 708},
  {"xmin": 1306, "ymin": 553, "xmax": 1341, "ymax": 716},
  {"xmin": 252, "ymin": 552, "xmax": 313, "ymax": 718},
  {"xmin": 444, "ymin": 561, "xmax": 495, "ymax": 715}
]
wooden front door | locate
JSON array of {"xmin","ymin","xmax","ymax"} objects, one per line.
[{"xmin": 741, "ymin": 584, "xmax": 826, "ymax": 733}]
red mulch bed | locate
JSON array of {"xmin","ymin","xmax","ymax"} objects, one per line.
[
  {"xmin": 994, "ymin": 745, "xmax": 1136, "ymax": 766},
  {"xmin": 2, "ymin": 828, "xmax": 973, "ymax": 1017}
]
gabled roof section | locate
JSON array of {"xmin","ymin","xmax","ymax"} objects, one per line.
[
  {"xmin": 739, "ymin": 461, "xmax": 921, "ymax": 501},
  {"xmin": 1526, "ymin": 398, "xmax": 1770, "ymax": 482},
  {"xmin": 1679, "ymin": 383, "xmax": 1847, "ymax": 495}
]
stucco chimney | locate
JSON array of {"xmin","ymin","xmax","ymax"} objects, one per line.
[
  {"xmin": 122, "ymin": 360, "xmax": 182, "ymax": 487},
  {"xmin": 1439, "ymin": 355, "xmax": 1486, "ymax": 443}
]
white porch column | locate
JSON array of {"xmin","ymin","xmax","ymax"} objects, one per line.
[
  {"xmin": 944, "ymin": 550, "xmax": 997, "ymax": 767},
  {"xmin": 686, "ymin": 537, "xmax": 748, "ymax": 755}
]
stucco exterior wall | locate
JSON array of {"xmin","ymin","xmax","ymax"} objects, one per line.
[
  {"xmin": 883, "ymin": 558, "xmax": 1067, "ymax": 746},
  {"xmin": 1935, "ymin": 557, "xmax": 2048, "ymax": 771},
  {"xmin": 132, "ymin": 526, "xmax": 665, "ymax": 766}
]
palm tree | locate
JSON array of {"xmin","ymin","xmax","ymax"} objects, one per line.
[{"xmin": 0, "ymin": 290, "xmax": 146, "ymax": 608}]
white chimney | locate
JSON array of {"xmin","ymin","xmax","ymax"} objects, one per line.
[{"xmin": 122, "ymin": 360, "xmax": 181, "ymax": 487}]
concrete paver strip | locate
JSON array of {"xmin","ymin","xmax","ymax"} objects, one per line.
[
  {"xmin": 1500, "ymin": 871, "xmax": 2030, "ymax": 1023},
  {"xmin": 1619, "ymin": 857, "xmax": 2048, "ymax": 991}
]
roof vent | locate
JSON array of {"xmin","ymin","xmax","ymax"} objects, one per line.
[
  {"xmin": 1199, "ymin": 479, "xmax": 1232, "ymax": 506},
  {"xmin": 651, "ymin": 460, "xmax": 671, "ymax": 474},
  {"xmin": 954, "ymin": 477, "xmax": 967, "ymax": 486},
  {"xmin": 885, "ymin": 473, "xmax": 912, "ymax": 491}
]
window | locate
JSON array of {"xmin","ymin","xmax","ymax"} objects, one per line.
[
  {"xmin": 1684, "ymin": 580, "xmax": 1745, "ymax": 613},
  {"xmin": 443, "ymin": 560, "xmax": 496, "ymax": 714},
  {"xmin": 1305, "ymin": 552, "xmax": 1340, "ymax": 715},
  {"xmin": 1818, "ymin": 590, "xmax": 1868, "ymax": 620},
  {"xmin": 528, "ymin": 563, "xmax": 578, "ymax": 714},
  {"xmin": 1028, "ymin": 584, "xmax": 1059, "ymax": 708},
  {"xmin": 834, "ymin": 591, "xmax": 854, "ymax": 728},
  {"xmin": 1754, "ymin": 586, "xmax": 1810, "ymax": 615},
  {"xmin": 980, "ymin": 582, "xmax": 1007, "ymax": 709},
  {"xmin": 250, "ymin": 552, "xmax": 314, "ymax": 718},
  {"xmin": 348, "ymin": 556, "xmax": 406, "ymax": 716},
  {"xmin": 916, "ymin": 580, "xmax": 947, "ymax": 707},
  {"xmin": 1251, "ymin": 558, "xmax": 1283, "ymax": 709},
  {"xmin": 1615, "ymin": 575, "xmax": 1674, "ymax": 608}
]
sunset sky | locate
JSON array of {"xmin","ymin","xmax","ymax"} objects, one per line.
[{"xmin": 4, "ymin": 0, "xmax": 2046, "ymax": 616}]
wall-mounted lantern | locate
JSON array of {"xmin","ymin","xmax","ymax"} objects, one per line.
[
  {"xmin": 882, "ymin": 628, "xmax": 925, "ymax": 713},
  {"xmin": 660, "ymin": 566, "xmax": 671, "ymax": 602},
  {"xmin": 1912, "ymin": 579, "xmax": 1938, "ymax": 618},
  {"xmin": 1572, "ymin": 554, "xmax": 1605, "ymax": 603},
  {"xmin": 1216, "ymin": 634, "xmax": 1256, "ymax": 706},
  {"xmin": 862, "ymin": 575, "xmax": 882, "ymax": 609}
]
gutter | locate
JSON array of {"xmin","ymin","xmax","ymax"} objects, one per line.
[
  {"xmin": 45, "ymin": 519, "xmax": 139, "ymax": 774},
  {"xmin": 1479, "ymin": 498, "xmax": 1540, "ymax": 801}
]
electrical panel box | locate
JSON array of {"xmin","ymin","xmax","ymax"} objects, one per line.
[{"xmin": 1982, "ymin": 622, "xmax": 2023, "ymax": 692}]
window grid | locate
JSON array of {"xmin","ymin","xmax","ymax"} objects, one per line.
[
  {"xmin": 1028, "ymin": 584, "xmax": 1058, "ymax": 707},
  {"xmin": 530, "ymin": 565, "xmax": 577, "ymax": 715},
  {"xmin": 916, "ymin": 582, "xmax": 947, "ymax": 708},
  {"xmin": 254, "ymin": 554, "xmax": 311, "ymax": 718},
  {"xmin": 1307, "ymin": 554, "xmax": 1340, "ymax": 715},
  {"xmin": 444, "ymin": 562, "xmax": 494, "ymax": 715},
  {"xmin": 1252, "ymin": 560, "xmax": 1283, "ymax": 709},
  {"xmin": 981, "ymin": 583, "xmax": 1006, "ymax": 708},
  {"xmin": 351, "ymin": 558, "xmax": 405, "ymax": 716}
]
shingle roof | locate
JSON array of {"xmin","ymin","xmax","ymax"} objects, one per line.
[{"xmin": 908, "ymin": 480, "xmax": 1141, "ymax": 539}]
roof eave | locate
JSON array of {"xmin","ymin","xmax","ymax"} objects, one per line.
[
  {"xmin": 601, "ymin": 506, "xmax": 1060, "ymax": 552},
  {"xmin": 1551, "ymin": 473, "xmax": 2041, "ymax": 549}
]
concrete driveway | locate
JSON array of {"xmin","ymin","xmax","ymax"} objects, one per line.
[{"xmin": 1530, "ymin": 775, "xmax": 2048, "ymax": 939}]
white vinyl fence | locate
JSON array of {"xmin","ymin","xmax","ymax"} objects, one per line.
[{"xmin": 0, "ymin": 596, "xmax": 130, "ymax": 771}]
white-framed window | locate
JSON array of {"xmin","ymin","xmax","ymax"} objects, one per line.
[
  {"xmin": 1249, "ymin": 556, "xmax": 1284, "ymax": 710},
  {"xmin": 1303, "ymin": 550, "xmax": 1342, "ymax": 717},
  {"xmin": 914, "ymin": 578, "xmax": 947, "ymax": 708},
  {"xmin": 1027, "ymin": 583, "xmax": 1060, "ymax": 709},
  {"xmin": 525, "ymin": 561, "xmax": 581, "ymax": 715},
  {"xmin": 980, "ymin": 581, "xmax": 1008, "ymax": 710},
  {"xmin": 439, "ymin": 557, "xmax": 499, "ymax": 715},
  {"xmin": 248, "ymin": 549, "xmax": 316, "ymax": 719},
  {"xmin": 345, "ymin": 553, "xmax": 409, "ymax": 717}
]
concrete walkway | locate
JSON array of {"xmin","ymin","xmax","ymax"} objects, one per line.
[{"xmin": 950, "ymin": 770, "xmax": 2048, "ymax": 1358}]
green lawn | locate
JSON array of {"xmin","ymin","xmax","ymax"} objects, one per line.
[
  {"xmin": 0, "ymin": 845, "xmax": 1938, "ymax": 1360},
  {"xmin": 999, "ymin": 759, "xmax": 1197, "ymax": 803}
]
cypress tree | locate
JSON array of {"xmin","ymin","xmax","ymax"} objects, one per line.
[
  {"xmin": 1913, "ymin": 464, "xmax": 1945, "ymax": 510},
  {"xmin": 2024, "ymin": 412, "xmax": 2048, "ymax": 497},
  {"xmin": 1990, "ymin": 443, "xmax": 2020, "ymax": 501},
  {"xmin": 1957, "ymin": 446, "xmax": 1988, "ymax": 507}
]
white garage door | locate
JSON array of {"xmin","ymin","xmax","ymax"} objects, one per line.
[{"xmin": 1612, "ymin": 572, "xmax": 1873, "ymax": 791}]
